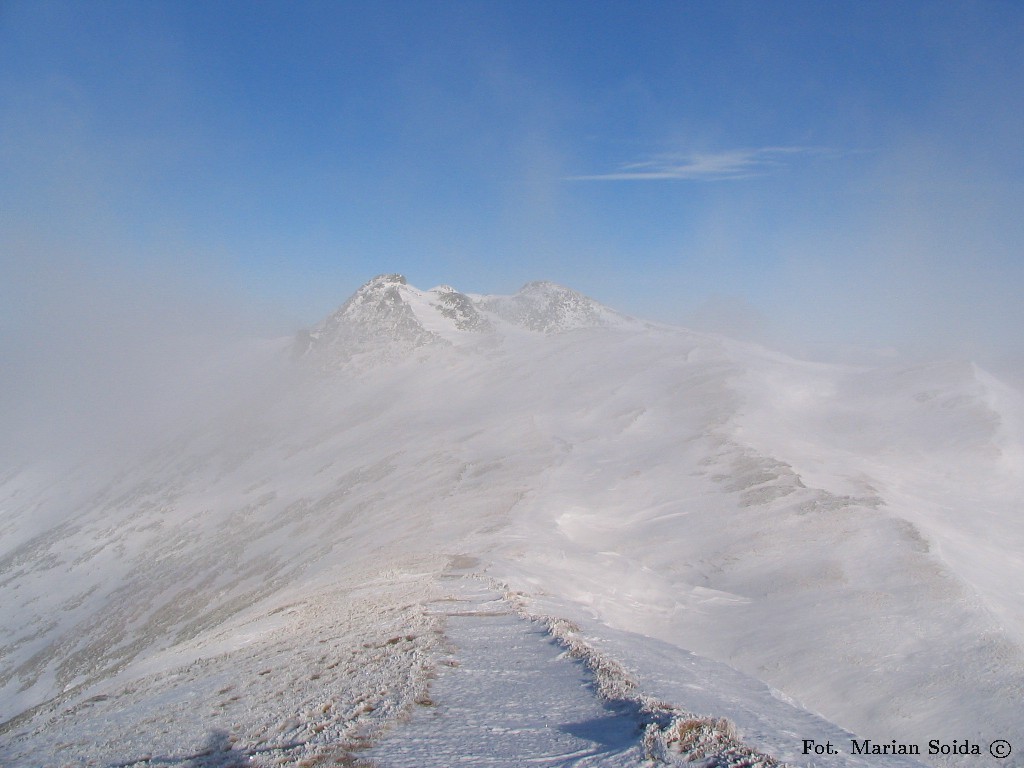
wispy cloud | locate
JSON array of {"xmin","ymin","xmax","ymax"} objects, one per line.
[{"xmin": 567, "ymin": 146, "xmax": 825, "ymax": 181}]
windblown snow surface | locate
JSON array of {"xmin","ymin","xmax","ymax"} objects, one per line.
[{"xmin": 2, "ymin": 274, "xmax": 1022, "ymax": 767}]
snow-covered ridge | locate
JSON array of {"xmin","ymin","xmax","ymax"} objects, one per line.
[{"xmin": 1, "ymin": 274, "xmax": 1022, "ymax": 767}]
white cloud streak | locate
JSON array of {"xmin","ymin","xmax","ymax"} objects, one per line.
[{"xmin": 567, "ymin": 146, "xmax": 825, "ymax": 181}]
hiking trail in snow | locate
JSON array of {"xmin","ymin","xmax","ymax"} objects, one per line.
[{"xmin": 367, "ymin": 578, "xmax": 648, "ymax": 767}]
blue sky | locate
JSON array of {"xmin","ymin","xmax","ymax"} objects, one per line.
[{"xmin": 2, "ymin": 1, "xmax": 1023, "ymax": 368}]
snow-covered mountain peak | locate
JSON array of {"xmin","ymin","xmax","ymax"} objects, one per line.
[
  {"xmin": 317, "ymin": 272, "xmax": 427, "ymax": 340},
  {"xmin": 296, "ymin": 274, "xmax": 493, "ymax": 364},
  {"xmin": 296, "ymin": 275, "xmax": 640, "ymax": 366},
  {"xmin": 365, "ymin": 272, "xmax": 408, "ymax": 288}
]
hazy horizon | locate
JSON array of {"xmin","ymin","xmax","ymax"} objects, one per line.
[{"xmin": 3, "ymin": 1, "xmax": 1024, "ymax": 463}]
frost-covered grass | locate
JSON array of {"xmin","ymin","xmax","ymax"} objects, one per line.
[
  {"xmin": 509, "ymin": 593, "xmax": 783, "ymax": 767},
  {"xmin": 2, "ymin": 564, "xmax": 447, "ymax": 767}
]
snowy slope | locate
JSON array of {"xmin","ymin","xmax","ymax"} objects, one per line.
[{"xmin": 1, "ymin": 275, "xmax": 1021, "ymax": 767}]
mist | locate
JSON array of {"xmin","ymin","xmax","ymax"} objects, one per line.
[
  {"xmin": 627, "ymin": 132, "xmax": 1024, "ymax": 385},
  {"xmin": 0, "ymin": 236, "xmax": 294, "ymax": 472}
]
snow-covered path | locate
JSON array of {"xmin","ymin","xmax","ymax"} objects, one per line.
[
  {"xmin": 366, "ymin": 574, "xmax": 935, "ymax": 768},
  {"xmin": 367, "ymin": 581, "xmax": 647, "ymax": 767}
]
